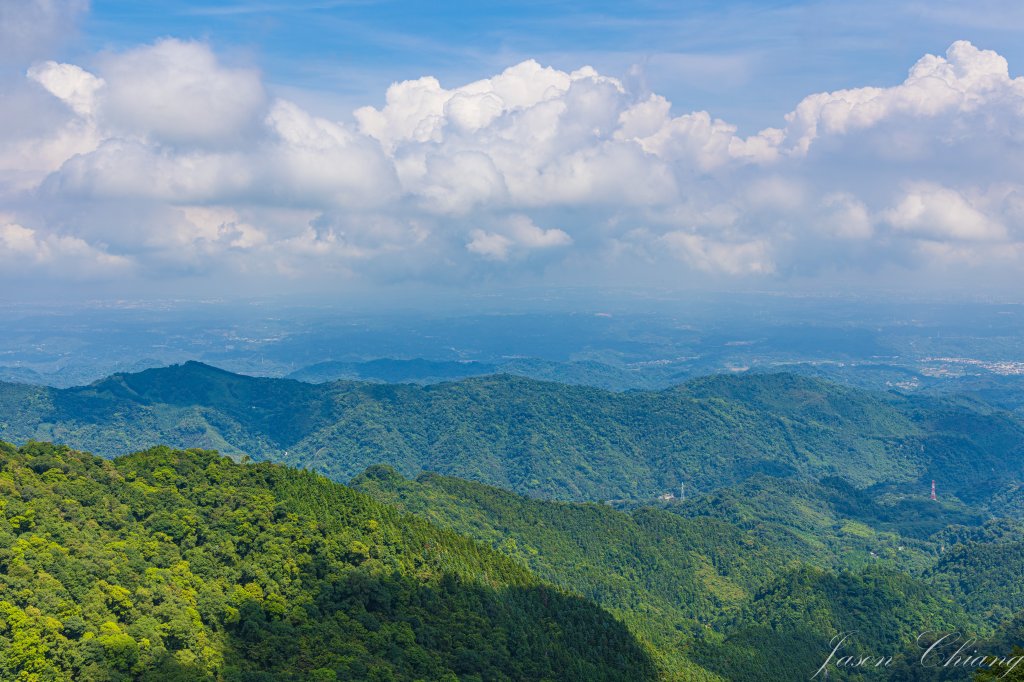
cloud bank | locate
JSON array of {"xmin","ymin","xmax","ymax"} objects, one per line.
[{"xmin": 2, "ymin": 7, "xmax": 1023, "ymax": 294}]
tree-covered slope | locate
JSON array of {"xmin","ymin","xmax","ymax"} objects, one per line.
[
  {"xmin": 352, "ymin": 465, "xmax": 793, "ymax": 679},
  {"xmin": 928, "ymin": 524, "xmax": 1024, "ymax": 625},
  {"xmin": 351, "ymin": 466, "xmax": 996, "ymax": 681},
  {"xmin": 2, "ymin": 364, "xmax": 1023, "ymax": 507},
  {"xmin": 351, "ymin": 465, "xmax": 790, "ymax": 621},
  {"xmin": 0, "ymin": 441, "xmax": 658, "ymax": 681},
  {"xmin": 692, "ymin": 565, "xmax": 968, "ymax": 681},
  {"xmin": 668, "ymin": 474, "xmax": 985, "ymax": 570}
]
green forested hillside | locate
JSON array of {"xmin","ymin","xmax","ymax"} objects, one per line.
[
  {"xmin": 669, "ymin": 474, "xmax": 984, "ymax": 568},
  {"xmin": 695, "ymin": 565, "xmax": 967, "ymax": 681},
  {"xmin": 2, "ymin": 364, "xmax": 1023, "ymax": 509},
  {"xmin": 0, "ymin": 441, "xmax": 659, "ymax": 681},
  {"xmin": 350, "ymin": 466, "xmax": 1023, "ymax": 681},
  {"xmin": 928, "ymin": 536, "xmax": 1024, "ymax": 625},
  {"xmin": 351, "ymin": 465, "xmax": 792, "ymax": 620},
  {"xmin": 352, "ymin": 465, "xmax": 793, "ymax": 679}
]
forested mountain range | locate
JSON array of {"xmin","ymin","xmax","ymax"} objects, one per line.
[
  {"xmin": 2, "ymin": 362, "xmax": 1023, "ymax": 511},
  {"xmin": 3, "ymin": 364, "xmax": 1024, "ymax": 679}
]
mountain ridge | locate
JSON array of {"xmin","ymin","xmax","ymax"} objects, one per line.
[{"xmin": 2, "ymin": 363, "xmax": 1023, "ymax": 509}]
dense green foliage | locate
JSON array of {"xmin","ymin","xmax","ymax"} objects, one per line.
[
  {"xmin": 929, "ymin": 531, "xmax": 1024, "ymax": 625},
  {"xmin": 975, "ymin": 648, "xmax": 1024, "ymax": 681},
  {"xmin": 0, "ymin": 441, "xmax": 657, "ymax": 681},
  {"xmin": 3, "ymin": 365, "xmax": 1024, "ymax": 510}
]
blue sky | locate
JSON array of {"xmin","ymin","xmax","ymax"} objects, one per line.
[
  {"xmin": 2, "ymin": 0, "xmax": 1024, "ymax": 301},
  {"xmin": 78, "ymin": 0, "xmax": 1024, "ymax": 132}
]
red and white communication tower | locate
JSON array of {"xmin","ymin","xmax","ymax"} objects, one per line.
[{"xmin": 930, "ymin": 480, "xmax": 937, "ymax": 501}]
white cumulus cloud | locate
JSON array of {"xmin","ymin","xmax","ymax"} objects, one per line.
[
  {"xmin": 467, "ymin": 215, "xmax": 572, "ymax": 261},
  {"xmin": 97, "ymin": 39, "xmax": 267, "ymax": 146},
  {"xmin": 885, "ymin": 184, "xmax": 1007, "ymax": 241},
  {"xmin": 2, "ymin": 34, "xmax": 1024, "ymax": 291},
  {"xmin": 0, "ymin": 221, "xmax": 132, "ymax": 278},
  {"xmin": 775, "ymin": 40, "xmax": 1024, "ymax": 156}
]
